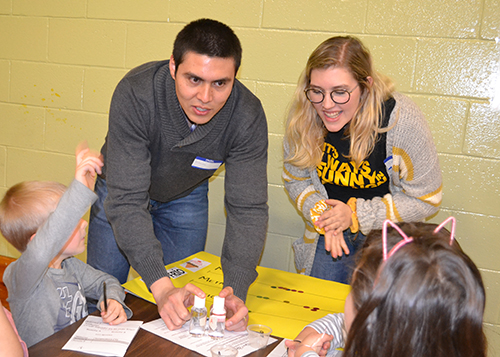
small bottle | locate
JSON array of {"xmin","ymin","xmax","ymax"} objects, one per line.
[
  {"xmin": 189, "ymin": 296, "xmax": 207, "ymax": 337},
  {"xmin": 208, "ymin": 296, "xmax": 226, "ymax": 339}
]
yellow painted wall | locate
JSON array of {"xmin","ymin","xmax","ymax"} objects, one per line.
[{"xmin": 1, "ymin": 0, "xmax": 499, "ymax": 354}]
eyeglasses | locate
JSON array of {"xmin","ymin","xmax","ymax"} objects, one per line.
[{"xmin": 304, "ymin": 84, "xmax": 359, "ymax": 105}]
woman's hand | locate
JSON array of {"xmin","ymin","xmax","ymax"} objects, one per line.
[{"xmin": 315, "ymin": 199, "xmax": 352, "ymax": 258}]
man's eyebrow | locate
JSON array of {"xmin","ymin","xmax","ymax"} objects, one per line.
[
  {"xmin": 212, "ymin": 77, "xmax": 232, "ymax": 83},
  {"xmin": 184, "ymin": 72, "xmax": 232, "ymax": 83},
  {"xmin": 184, "ymin": 72, "xmax": 202, "ymax": 80}
]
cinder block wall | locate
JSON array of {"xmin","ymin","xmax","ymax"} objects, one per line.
[{"xmin": 1, "ymin": 0, "xmax": 499, "ymax": 353}]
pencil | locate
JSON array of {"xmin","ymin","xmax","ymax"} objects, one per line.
[{"xmin": 103, "ymin": 281, "xmax": 108, "ymax": 313}]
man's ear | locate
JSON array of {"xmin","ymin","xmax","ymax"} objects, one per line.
[
  {"xmin": 29, "ymin": 233, "xmax": 36, "ymax": 242},
  {"xmin": 169, "ymin": 55, "xmax": 176, "ymax": 80}
]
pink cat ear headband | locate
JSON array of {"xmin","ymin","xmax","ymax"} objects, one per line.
[{"xmin": 382, "ymin": 217, "xmax": 456, "ymax": 261}]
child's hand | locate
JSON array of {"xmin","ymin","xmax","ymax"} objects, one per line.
[
  {"xmin": 100, "ymin": 299, "xmax": 127, "ymax": 325},
  {"xmin": 286, "ymin": 327, "xmax": 332, "ymax": 357},
  {"xmin": 293, "ymin": 330, "xmax": 332, "ymax": 357},
  {"xmin": 75, "ymin": 142, "xmax": 103, "ymax": 190}
]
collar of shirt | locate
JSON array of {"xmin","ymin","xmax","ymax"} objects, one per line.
[{"xmin": 179, "ymin": 104, "xmax": 197, "ymax": 132}]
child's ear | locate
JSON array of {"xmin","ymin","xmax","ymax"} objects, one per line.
[{"xmin": 29, "ymin": 233, "xmax": 36, "ymax": 242}]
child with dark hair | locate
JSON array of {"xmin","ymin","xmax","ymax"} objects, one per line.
[
  {"xmin": 0, "ymin": 146, "xmax": 132, "ymax": 347},
  {"xmin": 287, "ymin": 219, "xmax": 486, "ymax": 357}
]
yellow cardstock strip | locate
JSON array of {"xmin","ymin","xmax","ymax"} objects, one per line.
[{"xmin": 123, "ymin": 251, "xmax": 349, "ymax": 339}]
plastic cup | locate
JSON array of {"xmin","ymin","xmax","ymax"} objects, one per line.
[
  {"xmin": 210, "ymin": 344, "xmax": 238, "ymax": 357},
  {"xmin": 247, "ymin": 324, "xmax": 272, "ymax": 349}
]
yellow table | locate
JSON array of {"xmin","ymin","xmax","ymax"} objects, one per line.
[{"xmin": 123, "ymin": 251, "xmax": 350, "ymax": 339}]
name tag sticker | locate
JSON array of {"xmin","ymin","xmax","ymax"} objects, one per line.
[
  {"xmin": 384, "ymin": 155, "xmax": 393, "ymax": 172},
  {"xmin": 192, "ymin": 156, "xmax": 223, "ymax": 170}
]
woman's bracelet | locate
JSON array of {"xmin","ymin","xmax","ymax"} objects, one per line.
[{"xmin": 346, "ymin": 197, "xmax": 359, "ymax": 233}]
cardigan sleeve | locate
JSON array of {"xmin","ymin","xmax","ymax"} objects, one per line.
[
  {"xmin": 283, "ymin": 142, "xmax": 328, "ymax": 224},
  {"xmin": 356, "ymin": 93, "xmax": 442, "ymax": 233}
]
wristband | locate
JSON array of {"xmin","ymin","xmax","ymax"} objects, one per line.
[
  {"xmin": 346, "ymin": 197, "xmax": 359, "ymax": 233},
  {"xmin": 310, "ymin": 200, "xmax": 329, "ymax": 235}
]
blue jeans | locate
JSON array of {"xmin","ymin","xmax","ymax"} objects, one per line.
[
  {"xmin": 310, "ymin": 230, "xmax": 366, "ymax": 284},
  {"xmin": 87, "ymin": 176, "xmax": 209, "ymax": 284}
]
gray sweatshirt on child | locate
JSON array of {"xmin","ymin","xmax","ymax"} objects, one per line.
[{"xmin": 4, "ymin": 180, "xmax": 132, "ymax": 347}]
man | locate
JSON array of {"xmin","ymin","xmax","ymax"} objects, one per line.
[{"xmin": 87, "ymin": 19, "xmax": 268, "ymax": 331}]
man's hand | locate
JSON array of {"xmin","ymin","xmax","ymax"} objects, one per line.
[
  {"xmin": 151, "ymin": 277, "xmax": 205, "ymax": 330},
  {"xmin": 219, "ymin": 287, "xmax": 248, "ymax": 331}
]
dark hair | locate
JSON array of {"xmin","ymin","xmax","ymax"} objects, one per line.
[
  {"xmin": 172, "ymin": 18, "xmax": 242, "ymax": 74},
  {"xmin": 350, "ymin": 222, "xmax": 461, "ymax": 311},
  {"xmin": 344, "ymin": 222, "xmax": 486, "ymax": 357}
]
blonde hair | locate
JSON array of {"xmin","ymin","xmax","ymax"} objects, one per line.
[
  {"xmin": 0, "ymin": 181, "xmax": 66, "ymax": 252},
  {"xmin": 284, "ymin": 36, "xmax": 394, "ymax": 169}
]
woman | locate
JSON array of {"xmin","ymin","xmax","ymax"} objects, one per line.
[{"xmin": 283, "ymin": 36, "xmax": 442, "ymax": 283}]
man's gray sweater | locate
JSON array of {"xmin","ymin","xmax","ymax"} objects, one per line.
[{"xmin": 100, "ymin": 60, "xmax": 269, "ymax": 299}]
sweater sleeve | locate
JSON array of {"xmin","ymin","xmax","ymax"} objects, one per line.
[
  {"xmin": 220, "ymin": 101, "xmax": 269, "ymax": 301},
  {"xmin": 4, "ymin": 180, "xmax": 97, "ymax": 297},
  {"xmin": 103, "ymin": 78, "xmax": 168, "ymax": 288},
  {"xmin": 283, "ymin": 141, "xmax": 327, "ymax": 224},
  {"xmin": 356, "ymin": 93, "xmax": 442, "ymax": 233}
]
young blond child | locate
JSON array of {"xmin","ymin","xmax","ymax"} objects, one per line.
[
  {"xmin": 287, "ymin": 219, "xmax": 486, "ymax": 357},
  {"xmin": 0, "ymin": 147, "xmax": 132, "ymax": 347}
]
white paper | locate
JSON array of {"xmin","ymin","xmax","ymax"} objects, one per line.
[
  {"xmin": 62, "ymin": 316, "xmax": 143, "ymax": 357},
  {"xmin": 141, "ymin": 318, "xmax": 277, "ymax": 357},
  {"xmin": 268, "ymin": 339, "xmax": 289, "ymax": 357}
]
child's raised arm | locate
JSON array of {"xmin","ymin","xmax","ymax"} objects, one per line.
[{"xmin": 75, "ymin": 142, "xmax": 103, "ymax": 190}]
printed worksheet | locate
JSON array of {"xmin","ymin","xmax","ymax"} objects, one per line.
[
  {"xmin": 62, "ymin": 316, "xmax": 143, "ymax": 357},
  {"xmin": 141, "ymin": 318, "xmax": 277, "ymax": 357}
]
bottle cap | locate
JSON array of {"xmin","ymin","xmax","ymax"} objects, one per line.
[
  {"xmin": 213, "ymin": 296, "xmax": 225, "ymax": 314},
  {"xmin": 193, "ymin": 295, "xmax": 206, "ymax": 309}
]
